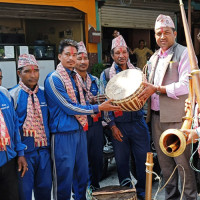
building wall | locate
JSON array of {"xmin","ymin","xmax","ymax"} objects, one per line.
[{"xmin": 0, "ymin": 0, "xmax": 97, "ymax": 54}]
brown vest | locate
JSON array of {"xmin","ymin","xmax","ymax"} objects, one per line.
[{"xmin": 146, "ymin": 43, "xmax": 188, "ymax": 123}]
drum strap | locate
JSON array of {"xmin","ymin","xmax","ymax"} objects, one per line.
[{"xmin": 104, "ymin": 67, "xmax": 111, "ymax": 82}]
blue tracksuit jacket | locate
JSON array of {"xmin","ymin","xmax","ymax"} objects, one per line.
[
  {"xmin": 0, "ymin": 86, "xmax": 26, "ymax": 168},
  {"xmin": 9, "ymin": 85, "xmax": 50, "ymax": 152},
  {"xmin": 44, "ymin": 69, "xmax": 99, "ymax": 133},
  {"xmin": 86, "ymin": 74, "xmax": 102, "ymax": 126}
]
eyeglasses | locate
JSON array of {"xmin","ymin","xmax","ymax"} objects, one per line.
[{"xmin": 0, "ymin": 76, "xmax": 3, "ymax": 80}]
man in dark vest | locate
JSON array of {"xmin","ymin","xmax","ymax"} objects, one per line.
[{"xmin": 139, "ymin": 14, "xmax": 197, "ymax": 200}]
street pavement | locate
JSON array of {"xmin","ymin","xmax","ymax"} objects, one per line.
[
  {"xmin": 32, "ymin": 158, "xmax": 200, "ymax": 199},
  {"xmin": 99, "ymin": 158, "xmax": 166, "ymax": 199},
  {"xmin": 99, "ymin": 159, "xmax": 200, "ymax": 200}
]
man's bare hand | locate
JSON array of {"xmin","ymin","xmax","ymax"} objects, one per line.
[
  {"xmin": 98, "ymin": 99, "xmax": 121, "ymax": 112},
  {"xmin": 184, "ymin": 98, "xmax": 191, "ymax": 113},
  {"xmin": 138, "ymin": 82, "xmax": 156, "ymax": 102},
  {"xmin": 18, "ymin": 156, "xmax": 28, "ymax": 177},
  {"xmin": 90, "ymin": 94, "xmax": 106, "ymax": 104},
  {"xmin": 111, "ymin": 126, "xmax": 123, "ymax": 142},
  {"xmin": 181, "ymin": 129, "xmax": 199, "ymax": 144}
]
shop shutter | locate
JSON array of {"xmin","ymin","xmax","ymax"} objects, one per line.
[
  {"xmin": 100, "ymin": 6, "xmax": 176, "ymax": 29},
  {"xmin": 0, "ymin": 3, "xmax": 84, "ymax": 21}
]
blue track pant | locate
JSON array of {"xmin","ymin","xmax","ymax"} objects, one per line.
[
  {"xmin": 18, "ymin": 149, "xmax": 52, "ymax": 200},
  {"xmin": 51, "ymin": 130, "xmax": 88, "ymax": 200},
  {"xmin": 87, "ymin": 121, "xmax": 103, "ymax": 188},
  {"xmin": 112, "ymin": 118, "xmax": 150, "ymax": 197}
]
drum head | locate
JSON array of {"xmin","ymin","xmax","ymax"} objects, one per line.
[{"xmin": 105, "ymin": 69, "xmax": 143, "ymax": 101}]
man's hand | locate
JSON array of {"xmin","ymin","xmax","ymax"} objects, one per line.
[
  {"xmin": 184, "ymin": 98, "xmax": 198, "ymax": 115},
  {"xmin": 18, "ymin": 156, "xmax": 28, "ymax": 177},
  {"xmin": 111, "ymin": 126, "xmax": 123, "ymax": 142},
  {"xmin": 90, "ymin": 94, "xmax": 106, "ymax": 104},
  {"xmin": 98, "ymin": 99, "xmax": 121, "ymax": 112},
  {"xmin": 184, "ymin": 98, "xmax": 192, "ymax": 113},
  {"xmin": 138, "ymin": 82, "xmax": 156, "ymax": 102},
  {"xmin": 181, "ymin": 129, "xmax": 199, "ymax": 144}
]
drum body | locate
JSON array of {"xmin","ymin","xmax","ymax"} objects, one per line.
[
  {"xmin": 105, "ymin": 69, "xmax": 145, "ymax": 111},
  {"xmin": 92, "ymin": 185, "xmax": 137, "ymax": 200}
]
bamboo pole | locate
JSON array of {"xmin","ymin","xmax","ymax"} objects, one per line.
[
  {"xmin": 188, "ymin": 0, "xmax": 191, "ymax": 33},
  {"xmin": 180, "ymin": 0, "xmax": 200, "ymax": 109},
  {"xmin": 145, "ymin": 152, "xmax": 154, "ymax": 200}
]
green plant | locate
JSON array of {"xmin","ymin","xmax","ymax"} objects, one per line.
[
  {"xmin": 0, "ymin": 48, "xmax": 5, "ymax": 57},
  {"xmin": 91, "ymin": 63, "xmax": 107, "ymax": 78}
]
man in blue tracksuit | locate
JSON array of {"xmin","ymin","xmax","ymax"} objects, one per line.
[
  {"xmin": 100, "ymin": 35, "xmax": 150, "ymax": 200},
  {"xmin": 9, "ymin": 54, "xmax": 52, "ymax": 200},
  {"xmin": 44, "ymin": 39, "xmax": 120, "ymax": 200},
  {"xmin": 0, "ymin": 86, "xmax": 27, "ymax": 200},
  {"xmin": 74, "ymin": 41, "xmax": 105, "ymax": 192}
]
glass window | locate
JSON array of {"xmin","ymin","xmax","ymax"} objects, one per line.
[{"xmin": 0, "ymin": 46, "xmax": 15, "ymax": 59}]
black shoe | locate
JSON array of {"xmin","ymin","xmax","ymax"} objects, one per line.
[
  {"xmin": 88, "ymin": 185, "xmax": 99, "ymax": 193},
  {"xmin": 137, "ymin": 194, "xmax": 145, "ymax": 200}
]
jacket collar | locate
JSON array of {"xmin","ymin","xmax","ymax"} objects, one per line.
[{"xmin": 87, "ymin": 73, "xmax": 96, "ymax": 82}]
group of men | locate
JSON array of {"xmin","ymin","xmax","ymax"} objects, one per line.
[
  {"xmin": 0, "ymin": 38, "xmax": 120, "ymax": 200},
  {"xmin": 0, "ymin": 13, "xmax": 200, "ymax": 200}
]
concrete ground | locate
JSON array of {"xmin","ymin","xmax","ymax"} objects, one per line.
[
  {"xmin": 99, "ymin": 159, "xmax": 200, "ymax": 200},
  {"xmin": 99, "ymin": 158, "xmax": 165, "ymax": 200},
  {"xmin": 32, "ymin": 158, "xmax": 200, "ymax": 199}
]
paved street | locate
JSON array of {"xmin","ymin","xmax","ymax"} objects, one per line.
[
  {"xmin": 99, "ymin": 159, "xmax": 200, "ymax": 200},
  {"xmin": 99, "ymin": 158, "xmax": 166, "ymax": 199},
  {"xmin": 32, "ymin": 158, "xmax": 200, "ymax": 199}
]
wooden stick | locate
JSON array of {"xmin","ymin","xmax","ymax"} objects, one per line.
[
  {"xmin": 145, "ymin": 152, "xmax": 154, "ymax": 200},
  {"xmin": 93, "ymin": 188, "xmax": 136, "ymax": 196}
]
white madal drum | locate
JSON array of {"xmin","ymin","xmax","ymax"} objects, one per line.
[{"xmin": 105, "ymin": 69, "xmax": 145, "ymax": 111}]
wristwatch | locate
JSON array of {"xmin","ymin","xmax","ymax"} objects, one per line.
[{"xmin": 155, "ymin": 86, "xmax": 161, "ymax": 95}]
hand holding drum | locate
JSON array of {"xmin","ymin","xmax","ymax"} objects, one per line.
[
  {"xmin": 90, "ymin": 94, "xmax": 106, "ymax": 104},
  {"xmin": 138, "ymin": 82, "xmax": 157, "ymax": 102},
  {"xmin": 98, "ymin": 99, "xmax": 121, "ymax": 112}
]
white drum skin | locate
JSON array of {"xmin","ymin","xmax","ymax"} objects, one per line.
[{"xmin": 105, "ymin": 69, "xmax": 145, "ymax": 111}]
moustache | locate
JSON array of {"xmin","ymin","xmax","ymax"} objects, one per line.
[
  {"xmin": 118, "ymin": 58, "xmax": 126, "ymax": 62},
  {"xmin": 67, "ymin": 60, "xmax": 76, "ymax": 64},
  {"xmin": 79, "ymin": 64, "xmax": 87, "ymax": 67}
]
